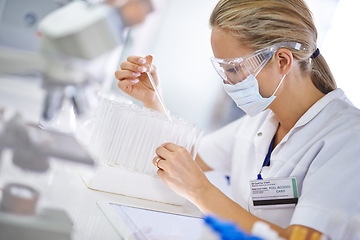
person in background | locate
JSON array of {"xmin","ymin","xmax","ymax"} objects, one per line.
[
  {"xmin": 115, "ymin": 0, "xmax": 360, "ymax": 239},
  {"xmin": 106, "ymin": 0, "xmax": 153, "ymax": 27},
  {"xmin": 86, "ymin": 0, "xmax": 154, "ymax": 92}
]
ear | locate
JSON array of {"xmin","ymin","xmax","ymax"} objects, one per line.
[{"xmin": 274, "ymin": 48, "xmax": 293, "ymax": 75}]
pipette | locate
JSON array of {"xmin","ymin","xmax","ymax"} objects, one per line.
[{"xmin": 145, "ymin": 64, "xmax": 172, "ymax": 121}]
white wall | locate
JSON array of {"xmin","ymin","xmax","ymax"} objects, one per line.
[{"xmin": 320, "ymin": 0, "xmax": 360, "ymax": 107}]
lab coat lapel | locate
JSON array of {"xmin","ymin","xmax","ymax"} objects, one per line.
[{"xmin": 252, "ymin": 111, "xmax": 279, "ymax": 177}]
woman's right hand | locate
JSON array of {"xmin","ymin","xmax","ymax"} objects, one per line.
[{"xmin": 115, "ymin": 55, "xmax": 163, "ymax": 112}]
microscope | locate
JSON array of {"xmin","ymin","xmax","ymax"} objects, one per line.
[{"xmin": 0, "ymin": 0, "xmax": 153, "ymax": 239}]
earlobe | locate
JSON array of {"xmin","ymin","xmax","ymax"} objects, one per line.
[{"xmin": 276, "ymin": 49, "xmax": 293, "ymax": 75}]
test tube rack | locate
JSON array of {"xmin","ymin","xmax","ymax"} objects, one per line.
[{"xmin": 78, "ymin": 95, "xmax": 203, "ymax": 205}]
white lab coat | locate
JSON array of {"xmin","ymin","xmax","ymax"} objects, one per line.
[{"xmin": 198, "ymin": 88, "xmax": 360, "ymax": 239}]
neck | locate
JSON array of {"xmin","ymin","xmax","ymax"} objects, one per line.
[{"xmin": 270, "ymin": 73, "xmax": 325, "ymax": 132}]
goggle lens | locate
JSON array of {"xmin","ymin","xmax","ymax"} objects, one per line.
[{"xmin": 211, "ymin": 51, "xmax": 273, "ymax": 85}]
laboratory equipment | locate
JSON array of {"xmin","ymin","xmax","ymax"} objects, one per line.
[
  {"xmin": 79, "ymin": 94, "xmax": 203, "ymax": 205},
  {"xmin": 0, "ymin": 182, "xmax": 73, "ymax": 240},
  {"xmin": 1, "ymin": 183, "xmax": 39, "ymax": 215},
  {"xmin": 0, "ymin": 0, "xmax": 63, "ymax": 53},
  {"xmin": 0, "ymin": 111, "xmax": 95, "ymax": 239},
  {"xmin": 0, "ymin": 0, "xmax": 126, "ymax": 126},
  {"xmin": 0, "ymin": 1, "xmax": 117, "ymax": 233},
  {"xmin": 145, "ymin": 63, "xmax": 172, "ymax": 121},
  {"xmin": 38, "ymin": 0, "xmax": 126, "ymax": 123},
  {"xmin": 0, "ymin": 113, "xmax": 95, "ymax": 171},
  {"xmin": 0, "ymin": 1, "xmax": 153, "ymax": 239}
]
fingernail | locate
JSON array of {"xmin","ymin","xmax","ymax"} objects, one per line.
[
  {"xmin": 130, "ymin": 79, "xmax": 139, "ymax": 84},
  {"xmin": 132, "ymin": 72, "xmax": 141, "ymax": 77},
  {"xmin": 138, "ymin": 66, "xmax": 147, "ymax": 72},
  {"xmin": 138, "ymin": 58, "xmax": 146, "ymax": 64}
]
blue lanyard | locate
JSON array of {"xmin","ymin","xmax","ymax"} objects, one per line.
[{"xmin": 257, "ymin": 136, "xmax": 275, "ymax": 180}]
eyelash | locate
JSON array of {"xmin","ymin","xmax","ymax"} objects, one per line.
[{"xmin": 226, "ymin": 66, "xmax": 241, "ymax": 73}]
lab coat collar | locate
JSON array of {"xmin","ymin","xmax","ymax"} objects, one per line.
[
  {"xmin": 282, "ymin": 88, "xmax": 346, "ymax": 143},
  {"xmin": 252, "ymin": 89, "xmax": 347, "ymax": 176}
]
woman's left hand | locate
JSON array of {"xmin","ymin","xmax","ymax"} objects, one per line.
[{"xmin": 153, "ymin": 142, "xmax": 213, "ymax": 203}]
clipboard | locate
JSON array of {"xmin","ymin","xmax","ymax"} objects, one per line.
[{"xmin": 97, "ymin": 201, "xmax": 216, "ymax": 240}]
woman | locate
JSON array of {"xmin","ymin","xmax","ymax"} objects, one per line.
[{"xmin": 115, "ymin": 0, "xmax": 360, "ymax": 239}]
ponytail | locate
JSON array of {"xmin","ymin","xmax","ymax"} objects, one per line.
[{"xmin": 309, "ymin": 53, "xmax": 336, "ymax": 94}]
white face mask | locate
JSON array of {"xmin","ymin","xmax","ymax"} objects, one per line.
[{"xmin": 223, "ymin": 74, "xmax": 286, "ymax": 117}]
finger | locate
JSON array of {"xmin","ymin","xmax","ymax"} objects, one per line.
[
  {"xmin": 152, "ymin": 156, "xmax": 161, "ymax": 167},
  {"xmin": 161, "ymin": 142, "xmax": 182, "ymax": 152},
  {"xmin": 157, "ymin": 168, "xmax": 166, "ymax": 179},
  {"xmin": 128, "ymin": 56, "xmax": 150, "ymax": 72},
  {"xmin": 117, "ymin": 79, "xmax": 139, "ymax": 94},
  {"xmin": 155, "ymin": 145, "xmax": 173, "ymax": 160},
  {"xmin": 152, "ymin": 156, "xmax": 168, "ymax": 170},
  {"xmin": 120, "ymin": 61, "xmax": 147, "ymax": 73},
  {"xmin": 127, "ymin": 55, "xmax": 146, "ymax": 65},
  {"xmin": 115, "ymin": 69, "xmax": 141, "ymax": 80}
]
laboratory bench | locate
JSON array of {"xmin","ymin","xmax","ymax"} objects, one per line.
[
  {"xmin": 0, "ymin": 76, "xmax": 228, "ymax": 239},
  {"xmin": 0, "ymin": 151, "xmax": 205, "ymax": 240}
]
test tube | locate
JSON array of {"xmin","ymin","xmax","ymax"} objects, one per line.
[{"xmin": 87, "ymin": 95, "xmax": 203, "ymax": 176}]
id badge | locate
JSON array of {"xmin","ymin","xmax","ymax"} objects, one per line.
[{"xmin": 250, "ymin": 177, "xmax": 298, "ymax": 208}]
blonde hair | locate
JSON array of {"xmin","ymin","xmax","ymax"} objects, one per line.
[{"xmin": 210, "ymin": 0, "xmax": 336, "ymax": 94}]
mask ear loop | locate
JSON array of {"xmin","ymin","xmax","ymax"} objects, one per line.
[{"xmin": 272, "ymin": 74, "xmax": 287, "ymax": 96}]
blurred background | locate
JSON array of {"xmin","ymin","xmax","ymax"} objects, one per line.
[
  {"xmin": 0, "ymin": 0, "xmax": 359, "ymax": 134},
  {"xmin": 0, "ymin": 1, "xmax": 358, "ymax": 238}
]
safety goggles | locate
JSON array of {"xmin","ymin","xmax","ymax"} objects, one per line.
[{"xmin": 210, "ymin": 42, "xmax": 304, "ymax": 85}]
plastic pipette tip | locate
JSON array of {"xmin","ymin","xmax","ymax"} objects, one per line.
[{"xmin": 145, "ymin": 70, "xmax": 172, "ymax": 122}]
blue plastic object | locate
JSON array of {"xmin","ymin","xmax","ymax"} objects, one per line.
[{"xmin": 204, "ymin": 215, "xmax": 264, "ymax": 240}]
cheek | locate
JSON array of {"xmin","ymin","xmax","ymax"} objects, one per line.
[{"xmin": 256, "ymin": 67, "xmax": 280, "ymax": 97}]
